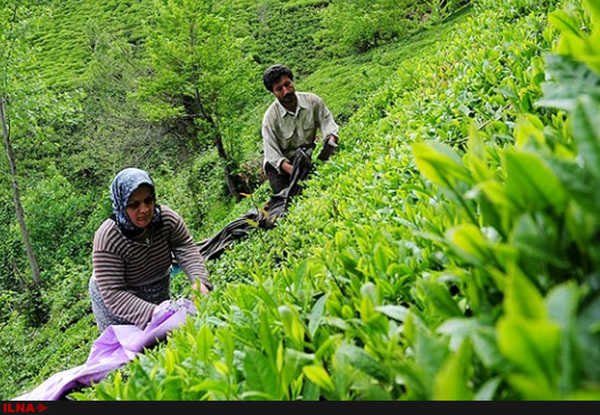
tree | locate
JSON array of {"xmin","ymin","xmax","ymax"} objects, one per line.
[
  {"xmin": 136, "ymin": 0, "xmax": 261, "ymax": 201},
  {"xmin": 315, "ymin": 0, "xmax": 469, "ymax": 56},
  {"xmin": 0, "ymin": 2, "xmax": 40, "ymax": 286}
]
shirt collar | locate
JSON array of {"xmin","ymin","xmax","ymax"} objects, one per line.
[{"xmin": 275, "ymin": 92, "xmax": 307, "ymax": 118}]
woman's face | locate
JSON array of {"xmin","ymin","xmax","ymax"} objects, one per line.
[{"xmin": 125, "ymin": 185, "xmax": 155, "ymax": 228}]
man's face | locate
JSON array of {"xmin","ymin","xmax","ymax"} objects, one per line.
[{"xmin": 271, "ymin": 76, "xmax": 296, "ymax": 106}]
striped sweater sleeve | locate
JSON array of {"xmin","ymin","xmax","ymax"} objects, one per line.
[{"xmin": 165, "ymin": 208, "xmax": 211, "ymax": 290}]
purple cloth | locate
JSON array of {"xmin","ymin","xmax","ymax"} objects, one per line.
[{"xmin": 14, "ymin": 298, "xmax": 196, "ymax": 401}]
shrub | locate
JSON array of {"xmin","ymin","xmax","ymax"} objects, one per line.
[
  {"xmin": 315, "ymin": 0, "xmax": 471, "ymax": 56},
  {"xmin": 79, "ymin": 0, "xmax": 600, "ymax": 401}
]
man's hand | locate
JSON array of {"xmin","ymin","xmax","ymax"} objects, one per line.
[
  {"xmin": 317, "ymin": 135, "xmax": 338, "ymax": 162},
  {"xmin": 281, "ymin": 160, "xmax": 294, "ymax": 175}
]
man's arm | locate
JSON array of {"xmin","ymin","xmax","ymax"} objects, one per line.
[
  {"xmin": 315, "ymin": 95, "xmax": 339, "ymax": 145},
  {"xmin": 317, "ymin": 135, "xmax": 338, "ymax": 162},
  {"xmin": 262, "ymin": 112, "xmax": 289, "ymax": 174},
  {"xmin": 280, "ymin": 159, "xmax": 293, "ymax": 175}
]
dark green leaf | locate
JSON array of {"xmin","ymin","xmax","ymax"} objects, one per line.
[
  {"xmin": 418, "ymin": 279, "xmax": 463, "ymax": 318},
  {"xmin": 375, "ymin": 305, "xmax": 409, "ymax": 322},
  {"xmin": 335, "ymin": 344, "xmax": 390, "ymax": 383},
  {"xmin": 308, "ymin": 293, "xmax": 329, "ymax": 338},
  {"xmin": 571, "ymin": 95, "xmax": 600, "ymax": 181},
  {"xmin": 536, "ymin": 54, "xmax": 600, "ymax": 111},
  {"xmin": 242, "ymin": 349, "xmax": 278, "ymax": 399},
  {"xmin": 546, "ymin": 156, "xmax": 600, "ymax": 213},
  {"xmin": 505, "ymin": 149, "xmax": 567, "ymax": 211}
]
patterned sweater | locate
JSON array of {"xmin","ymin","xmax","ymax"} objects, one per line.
[{"xmin": 92, "ymin": 205, "xmax": 209, "ymax": 328}]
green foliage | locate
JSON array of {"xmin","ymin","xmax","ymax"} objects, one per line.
[
  {"xmin": 315, "ymin": 0, "xmax": 471, "ymax": 56},
  {"xmin": 135, "ymin": 0, "xmax": 262, "ymax": 174},
  {"xmin": 410, "ymin": 0, "xmax": 600, "ymax": 399},
  {"xmin": 21, "ymin": 163, "xmax": 107, "ymax": 272},
  {"xmin": 154, "ymin": 149, "xmax": 234, "ymax": 230},
  {"xmin": 78, "ymin": 0, "xmax": 600, "ymax": 401},
  {"xmin": 24, "ymin": 0, "xmax": 151, "ymax": 89},
  {"xmin": 4, "ymin": 0, "xmax": 600, "ymax": 403},
  {"xmin": 238, "ymin": 0, "xmax": 329, "ymax": 76},
  {"xmin": 0, "ymin": 259, "xmax": 97, "ymax": 400},
  {"xmin": 474, "ymin": 0, "xmax": 559, "ymax": 20}
]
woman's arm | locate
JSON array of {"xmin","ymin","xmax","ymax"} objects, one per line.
[
  {"xmin": 93, "ymin": 249, "xmax": 157, "ymax": 329},
  {"xmin": 165, "ymin": 207, "xmax": 212, "ymax": 292}
]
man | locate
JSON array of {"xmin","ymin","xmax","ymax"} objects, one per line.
[{"xmin": 261, "ymin": 64, "xmax": 340, "ymax": 194}]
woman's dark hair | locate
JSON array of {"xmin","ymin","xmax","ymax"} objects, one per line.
[{"xmin": 263, "ymin": 64, "xmax": 294, "ymax": 92}]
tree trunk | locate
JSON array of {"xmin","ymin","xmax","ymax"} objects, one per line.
[
  {"xmin": 190, "ymin": 89, "xmax": 241, "ymax": 201},
  {"xmin": 213, "ymin": 128, "xmax": 241, "ymax": 202},
  {"xmin": 0, "ymin": 96, "xmax": 41, "ymax": 286}
]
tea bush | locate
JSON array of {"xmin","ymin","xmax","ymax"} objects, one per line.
[
  {"xmin": 315, "ymin": 0, "xmax": 472, "ymax": 56},
  {"xmin": 71, "ymin": 0, "xmax": 600, "ymax": 401}
]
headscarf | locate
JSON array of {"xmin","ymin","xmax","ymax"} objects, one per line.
[{"xmin": 109, "ymin": 168, "xmax": 162, "ymax": 235}]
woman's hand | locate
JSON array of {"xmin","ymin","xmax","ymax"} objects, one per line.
[
  {"xmin": 199, "ymin": 283, "xmax": 210, "ymax": 295},
  {"xmin": 192, "ymin": 281, "xmax": 210, "ymax": 295}
]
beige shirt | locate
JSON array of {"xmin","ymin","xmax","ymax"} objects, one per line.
[{"xmin": 262, "ymin": 92, "xmax": 339, "ymax": 173}]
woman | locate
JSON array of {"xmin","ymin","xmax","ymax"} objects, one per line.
[{"xmin": 89, "ymin": 167, "xmax": 211, "ymax": 332}]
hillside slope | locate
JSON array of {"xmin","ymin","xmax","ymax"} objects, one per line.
[{"xmin": 69, "ymin": 0, "xmax": 600, "ymax": 401}]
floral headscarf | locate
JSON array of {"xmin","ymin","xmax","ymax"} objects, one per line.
[{"xmin": 109, "ymin": 168, "xmax": 162, "ymax": 233}]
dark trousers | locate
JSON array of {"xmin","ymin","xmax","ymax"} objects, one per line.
[{"xmin": 264, "ymin": 162, "xmax": 291, "ymax": 194}]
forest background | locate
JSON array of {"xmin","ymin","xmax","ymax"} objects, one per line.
[{"xmin": 2, "ymin": 0, "xmax": 600, "ymax": 401}]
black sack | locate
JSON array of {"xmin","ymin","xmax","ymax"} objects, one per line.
[{"xmin": 196, "ymin": 148, "xmax": 313, "ymax": 261}]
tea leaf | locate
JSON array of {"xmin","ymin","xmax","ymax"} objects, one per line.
[
  {"xmin": 537, "ymin": 54, "xmax": 600, "ymax": 110},
  {"xmin": 571, "ymin": 95, "xmax": 600, "ymax": 182},
  {"xmin": 335, "ymin": 344, "xmax": 389, "ymax": 383},
  {"xmin": 436, "ymin": 317, "xmax": 481, "ymax": 350},
  {"xmin": 217, "ymin": 328, "xmax": 235, "ymax": 372},
  {"xmin": 279, "ymin": 305, "xmax": 306, "ymax": 348},
  {"xmin": 433, "ymin": 340, "xmax": 473, "ymax": 400},
  {"xmin": 412, "ymin": 141, "xmax": 473, "ymax": 190},
  {"xmin": 504, "ymin": 149, "xmax": 566, "ymax": 211},
  {"xmin": 256, "ymin": 311, "xmax": 278, "ymax": 365},
  {"xmin": 308, "ymin": 293, "xmax": 329, "ymax": 338},
  {"xmin": 585, "ymin": 0, "xmax": 600, "ymax": 21},
  {"xmin": 375, "ymin": 305, "xmax": 409, "ymax": 322},
  {"xmin": 474, "ymin": 377, "xmax": 502, "ymax": 401},
  {"xmin": 446, "ymin": 224, "xmax": 492, "ymax": 266},
  {"xmin": 243, "ymin": 349, "xmax": 278, "ymax": 399},
  {"xmin": 413, "ymin": 324, "xmax": 451, "ymax": 390},
  {"xmin": 546, "ymin": 283, "xmax": 581, "ymax": 395},
  {"xmin": 498, "ymin": 317, "xmax": 561, "ymax": 398},
  {"xmin": 498, "ymin": 316, "xmax": 561, "ymax": 378},
  {"xmin": 302, "ymin": 365, "xmax": 335, "ymax": 392},
  {"xmin": 504, "ymin": 264, "xmax": 546, "ymax": 320},
  {"xmin": 281, "ymin": 349, "xmax": 315, "ymax": 395},
  {"xmin": 418, "ymin": 279, "xmax": 462, "ymax": 318},
  {"xmin": 196, "ymin": 325, "xmax": 214, "ymax": 363},
  {"xmin": 471, "ymin": 327, "xmax": 504, "ymax": 370},
  {"xmin": 510, "ymin": 214, "xmax": 570, "ymax": 269},
  {"xmin": 546, "ymin": 157, "xmax": 600, "ymax": 213},
  {"xmin": 548, "ymin": 10, "xmax": 582, "ymax": 38}
]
